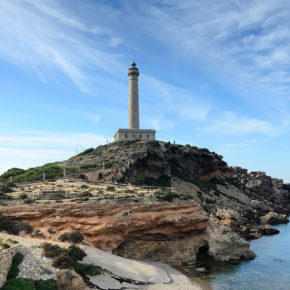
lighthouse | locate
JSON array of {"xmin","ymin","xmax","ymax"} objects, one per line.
[
  {"xmin": 114, "ymin": 62, "xmax": 156, "ymax": 141},
  {"xmin": 128, "ymin": 61, "xmax": 140, "ymax": 129}
]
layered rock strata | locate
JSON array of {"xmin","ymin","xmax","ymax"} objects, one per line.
[{"xmin": 0, "ymin": 201, "xmax": 254, "ymax": 266}]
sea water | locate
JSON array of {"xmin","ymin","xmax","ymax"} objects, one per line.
[{"xmin": 196, "ymin": 222, "xmax": 290, "ymax": 290}]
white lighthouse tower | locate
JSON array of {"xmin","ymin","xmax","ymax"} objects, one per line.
[{"xmin": 114, "ymin": 62, "xmax": 156, "ymax": 141}]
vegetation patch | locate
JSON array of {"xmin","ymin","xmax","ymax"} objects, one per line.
[
  {"xmin": 0, "ymin": 215, "xmax": 33, "ymax": 235},
  {"xmin": 0, "ymin": 238, "xmax": 18, "ymax": 251},
  {"xmin": 43, "ymin": 243, "xmax": 86, "ymax": 270},
  {"xmin": 7, "ymin": 253, "xmax": 24, "ymax": 280},
  {"xmin": 73, "ymin": 261, "xmax": 101, "ymax": 278},
  {"xmin": 106, "ymin": 186, "xmax": 115, "ymax": 192},
  {"xmin": 158, "ymin": 191, "xmax": 180, "ymax": 202},
  {"xmin": 58, "ymin": 231, "xmax": 84, "ymax": 244},
  {"xmin": 2, "ymin": 278, "xmax": 34, "ymax": 290}
]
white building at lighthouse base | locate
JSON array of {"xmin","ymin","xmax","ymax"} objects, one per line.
[{"xmin": 114, "ymin": 128, "xmax": 156, "ymax": 141}]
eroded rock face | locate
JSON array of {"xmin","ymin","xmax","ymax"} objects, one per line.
[
  {"xmin": 116, "ymin": 219, "xmax": 255, "ymax": 266},
  {"xmin": 0, "ymin": 201, "xmax": 209, "ymax": 251},
  {"xmin": 0, "ymin": 201, "xmax": 253, "ymax": 267},
  {"xmin": 60, "ymin": 141, "xmax": 229, "ymax": 186}
]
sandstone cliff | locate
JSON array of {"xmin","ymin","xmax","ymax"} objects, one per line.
[{"xmin": 0, "ymin": 201, "xmax": 254, "ymax": 267}]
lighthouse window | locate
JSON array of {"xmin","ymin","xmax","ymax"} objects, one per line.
[
  {"xmin": 133, "ymin": 134, "xmax": 135, "ymax": 138},
  {"xmin": 140, "ymin": 134, "xmax": 142, "ymax": 138},
  {"xmin": 125, "ymin": 134, "xmax": 127, "ymax": 138},
  {"xmin": 147, "ymin": 134, "xmax": 149, "ymax": 139}
]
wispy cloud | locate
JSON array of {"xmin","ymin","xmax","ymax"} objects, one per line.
[
  {"xmin": 141, "ymin": 74, "xmax": 212, "ymax": 121},
  {"xmin": 0, "ymin": 132, "xmax": 109, "ymax": 148},
  {"xmin": 205, "ymin": 112, "xmax": 276, "ymax": 135},
  {"xmin": 0, "ymin": 0, "xmax": 124, "ymax": 94},
  {"xmin": 135, "ymin": 0, "xmax": 290, "ymax": 120}
]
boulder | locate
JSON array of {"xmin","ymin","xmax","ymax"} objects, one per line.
[
  {"xmin": 207, "ymin": 220, "xmax": 256, "ymax": 261},
  {"xmin": 56, "ymin": 269, "xmax": 89, "ymax": 290},
  {"xmin": 260, "ymin": 212, "xmax": 289, "ymax": 225}
]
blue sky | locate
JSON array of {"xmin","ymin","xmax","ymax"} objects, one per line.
[{"xmin": 0, "ymin": 0, "xmax": 290, "ymax": 182}]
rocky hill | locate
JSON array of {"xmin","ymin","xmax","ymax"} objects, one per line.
[{"xmin": 0, "ymin": 139, "xmax": 289, "ymax": 284}]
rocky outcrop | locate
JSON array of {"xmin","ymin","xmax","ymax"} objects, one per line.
[
  {"xmin": 57, "ymin": 269, "xmax": 89, "ymax": 290},
  {"xmin": 0, "ymin": 245, "xmax": 19, "ymax": 288},
  {"xmin": 0, "ymin": 201, "xmax": 209, "ymax": 251},
  {"xmin": 0, "ymin": 201, "xmax": 254, "ymax": 267},
  {"xmin": 60, "ymin": 140, "xmax": 229, "ymax": 186},
  {"xmin": 260, "ymin": 211, "xmax": 289, "ymax": 225},
  {"xmin": 116, "ymin": 219, "xmax": 255, "ymax": 266}
]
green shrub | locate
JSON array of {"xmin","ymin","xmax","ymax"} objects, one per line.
[
  {"xmin": 24, "ymin": 198, "xmax": 35, "ymax": 204},
  {"xmin": 7, "ymin": 253, "xmax": 23, "ymax": 279},
  {"xmin": 105, "ymin": 161, "xmax": 114, "ymax": 168},
  {"xmin": 106, "ymin": 186, "xmax": 115, "ymax": 192},
  {"xmin": 52, "ymin": 244, "xmax": 86, "ymax": 269},
  {"xmin": 35, "ymin": 279, "xmax": 58, "ymax": 290},
  {"xmin": 79, "ymin": 191, "xmax": 92, "ymax": 197},
  {"xmin": 58, "ymin": 231, "xmax": 84, "ymax": 244},
  {"xmin": 42, "ymin": 243, "xmax": 63, "ymax": 258},
  {"xmin": 76, "ymin": 148, "xmax": 94, "ymax": 157},
  {"xmin": 52, "ymin": 252, "xmax": 74, "ymax": 269},
  {"xmin": 73, "ymin": 261, "xmax": 101, "ymax": 277},
  {"xmin": 80, "ymin": 184, "xmax": 89, "ymax": 189},
  {"xmin": 0, "ymin": 168, "xmax": 25, "ymax": 179},
  {"xmin": 2, "ymin": 278, "xmax": 34, "ymax": 290},
  {"xmin": 0, "ymin": 215, "xmax": 33, "ymax": 235},
  {"xmin": 159, "ymin": 191, "xmax": 180, "ymax": 202},
  {"xmin": 19, "ymin": 193, "xmax": 28, "ymax": 199},
  {"xmin": 67, "ymin": 244, "xmax": 86, "ymax": 261}
]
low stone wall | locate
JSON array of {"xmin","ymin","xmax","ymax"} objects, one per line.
[{"xmin": 0, "ymin": 245, "xmax": 19, "ymax": 287}]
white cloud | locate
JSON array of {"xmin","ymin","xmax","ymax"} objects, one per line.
[
  {"xmin": 141, "ymin": 74, "xmax": 212, "ymax": 121},
  {"xmin": 0, "ymin": 0, "xmax": 124, "ymax": 94},
  {"xmin": 205, "ymin": 112, "xmax": 275, "ymax": 135},
  {"xmin": 0, "ymin": 132, "xmax": 109, "ymax": 148}
]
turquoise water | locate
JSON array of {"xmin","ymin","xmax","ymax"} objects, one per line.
[{"xmin": 198, "ymin": 222, "xmax": 290, "ymax": 290}]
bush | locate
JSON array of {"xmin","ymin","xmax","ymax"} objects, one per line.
[
  {"xmin": 67, "ymin": 244, "xmax": 86, "ymax": 261},
  {"xmin": 24, "ymin": 198, "xmax": 35, "ymax": 204},
  {"xmin": 2, "ymin": 278, "xmax": 34, "ymax": 290},
  {"xmin": 19, "ymin": 193, "xmax": 28, "ymax": 199},
  {"xmin": 80, "ymin": 184, "xmax": 89, "ymax": 189},
  {"xmin": 73, "ymin": 261, "xmax": 101, "ymax": 278},
  {"xmin": 35, "ymin": 279, "xmax": 58, "ymax": 290},
  {"xmin": 42, "ymin": 243, "xmax": 63, "ymax": 258},
  {"xmin": 159, "ymin": 191, "xmax": 180, "ymax": 202},
  {"xmin": 79, "ymin": 191, "xmax": 92, "ymax": 197},
  {"xmin": 7, "ymin": 253, "xmax": 23, "ymax": 279},
  {"xmin": 58, "ymin": 231, "xmax": 84, "ymax": 244},
  {"xmin": 106, "ymin": 186, "xmax": 115, "ymax": 192},
  {"xmin": 0, "ymin": 215, "xmax": 33, "ymax": 235},
  {"xmin": 52, "ymin": 252, "xmax": 74, "ymax": 269}
]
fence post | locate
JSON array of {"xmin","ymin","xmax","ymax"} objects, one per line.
[
  {"xmin": 43, "ymin": 172, "xmax": 46, "ymax": 181},
  {"xmin": 63, "ymin": 167, "xmax": 66, "ymax": 178},
  {"xmin": 9, "ymin": 176, "xmax": 13, "ymax": 183}
]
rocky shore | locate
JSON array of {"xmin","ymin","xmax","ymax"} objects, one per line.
[{"xmin": 1, "ymin": 140, "xmax": 289, "ymax": 288}]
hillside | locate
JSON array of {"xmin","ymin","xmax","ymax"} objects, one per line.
[{"xmin": 1, "ymin": 140, "xmax": 290, "ymax": 240}]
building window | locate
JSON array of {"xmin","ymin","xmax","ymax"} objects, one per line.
[
  {"xmin": 133, "ymin": 134, "xmax": 135, "ymax": 138},
  {"xmin": 125, "ymin": 134, "xmax": 127, "ymax": 138},
  {"xmin": 147, "ymin": 134, "xmax": 149, "ymax": 139},
  {"xmin": 140, "ymin": 134, "xmax": 142, "ymax": 138}
]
